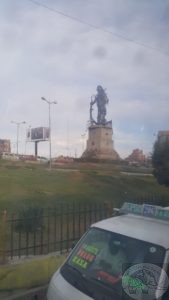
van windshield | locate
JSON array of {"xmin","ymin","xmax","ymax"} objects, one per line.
[{"xmin": 61, "ymin": 227, "xmax": 166, "ymax": 299}]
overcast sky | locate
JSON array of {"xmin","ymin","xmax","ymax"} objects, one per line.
[{"xmin": 0, "ymin": 0, "xmax": 169, "ymax": 158}]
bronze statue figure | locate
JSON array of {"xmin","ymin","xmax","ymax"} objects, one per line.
[{"xmin": 90, "ymin": 85, "xmax": 109, "ymax": 125}]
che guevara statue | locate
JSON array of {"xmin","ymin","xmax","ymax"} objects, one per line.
[{"xmin": 90, "ymin": 85, "xmax": 109, "ymax": 125}]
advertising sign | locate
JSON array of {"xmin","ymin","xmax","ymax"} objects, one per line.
[{"xmin": 27, "ymin": 127, "xmax": 50, "ymax": 142}]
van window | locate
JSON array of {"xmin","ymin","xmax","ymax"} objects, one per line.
[{"xmin": 61, "ymin": 227, "xmax": 166, "ymax": 299}]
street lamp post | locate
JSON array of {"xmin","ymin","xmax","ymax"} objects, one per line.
[
  {"xmin": 25, "ymin": 125, "xmax": 31, "ymax": 155},
  {"xmin": 11, "ymin": 121, "xmax": 26, "ymax": 155},
  {"xmin": 41, "ymin": 97, "xmax": 57, "ymax": 170}
]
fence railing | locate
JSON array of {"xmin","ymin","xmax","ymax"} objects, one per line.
[
  {"xmin": 0, "ymin": 202, "xmax": 113, "ymax": 262},
  {"xmin": 1, "ymin": 194, "xmax": 168, "ymax": 263}
]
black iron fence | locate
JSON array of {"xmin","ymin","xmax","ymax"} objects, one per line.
[
  {"xmin": 1, "ymin": 194, "xmax": 168, "ymax": 263},
  {"xmin": 0, "ymin": 202, "xmax": 113, "ymax": 261}
]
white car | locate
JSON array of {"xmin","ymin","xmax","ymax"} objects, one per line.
[{"xmin": 47, "ymin": 203, "xmax": 169, "ymax": 300}]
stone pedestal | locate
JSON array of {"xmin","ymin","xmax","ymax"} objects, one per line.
[{"xmin": 82, "ymin": 123, "xmax": 119, "ymax": 160}]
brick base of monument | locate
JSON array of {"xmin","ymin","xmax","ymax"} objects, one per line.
[{"xmin": 82, "ymin": 125, "xmax": 120, "ymax": 160}]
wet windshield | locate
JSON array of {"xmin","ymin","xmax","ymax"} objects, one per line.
[
  {"xmin": 61, "ymin": 227, "xmax": 165, "ymax": 299},
  {"xmin": 1, "ymin": 1, "xmax": 169, "ymax": 299}
]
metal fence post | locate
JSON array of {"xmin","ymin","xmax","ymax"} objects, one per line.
[{"xmin": 0, "ymin": 210, "xmax": 7, "ymax": 264}]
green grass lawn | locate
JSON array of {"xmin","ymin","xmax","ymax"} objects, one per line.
[
  {"xmin": 0, "ymin": 254, "xmax": 67, "ymax": 290},
  {"xmin": 0, "ymin": 159, "xmax": 168, "ymax": 213}
]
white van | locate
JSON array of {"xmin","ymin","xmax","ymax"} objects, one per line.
[{"xmin": 47, "ymin": 203, "xmax": 169, "ymax": 300}]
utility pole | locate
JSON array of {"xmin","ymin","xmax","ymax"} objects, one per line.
[
  {"xmin": 41, "ymin": 97, "xmax": 57, "ymax": 170},
  {"xmin": 11, "ymin": 121, "xmax": 26, "ymax": 155}
]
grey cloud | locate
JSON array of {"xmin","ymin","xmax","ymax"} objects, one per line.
[
  {"xmin": 133, "ymin": 50, "xmax": 148, "ymax": 65},
  {"xmin": 93, "ymin": 46, "xmax": 107, "ymax": 59},
  {"xmin": 161, "ymin": 6, "xmax": 169, "ymax": 24}
]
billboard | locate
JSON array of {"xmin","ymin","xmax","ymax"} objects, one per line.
[{"xmin": 27, "ymin": 127, "xmax": 50, "ymax": 142}]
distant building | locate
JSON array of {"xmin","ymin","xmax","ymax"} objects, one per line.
[
  {"xmin": 157, "ymin": 131, "xmax": 169, "ymax": 144},
  {"xmin": 0, "ymin": 139, "xmax": 11, "ymax": 153},
  {"xmin": 53, "ymin": 156, "xmax": 74, "ymax": 164},
  {"xmin": 125, "ymin": 149, "xmax": 146, "ymax": 163}
]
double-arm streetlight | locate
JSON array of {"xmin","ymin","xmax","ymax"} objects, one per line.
[
  {"xmin": 11, "ymin": 121, "xmax": 26, "ymax": 155},
  {"xmin": 41, "ymin": 97, "xmax": 57, "ymax": 170}
]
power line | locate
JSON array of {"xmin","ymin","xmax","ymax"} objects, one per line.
[{"xmin": 28, "ymin": 0, "xmax": 169, "ymax": 57}]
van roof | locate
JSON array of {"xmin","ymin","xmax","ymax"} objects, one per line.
[{"xmin": 92, "ymin": 213, "xmax": 169, "ymax": 249}]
